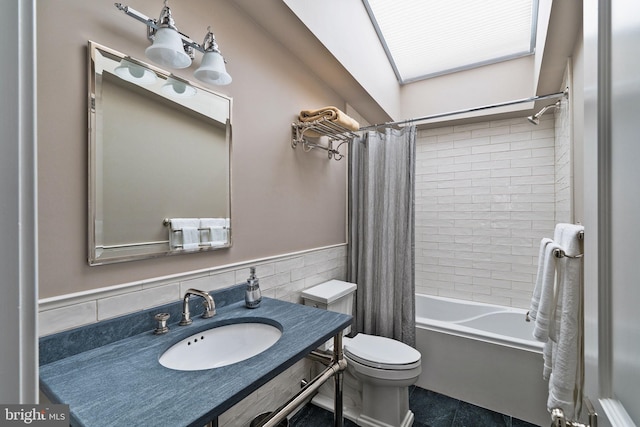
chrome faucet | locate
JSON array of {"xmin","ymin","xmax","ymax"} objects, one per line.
[{"xmin": 179, "ymin": 288, "xmax": 216, "ymax": 325}]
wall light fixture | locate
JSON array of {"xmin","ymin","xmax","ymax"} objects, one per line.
[{"xmin": 114, "ymin": 1, "xmax": 232, "ymax": 86}]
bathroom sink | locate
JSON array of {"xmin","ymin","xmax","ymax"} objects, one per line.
[{"xmin": 159, "ymin": 322, "xmax": 282, "ymax": 371}]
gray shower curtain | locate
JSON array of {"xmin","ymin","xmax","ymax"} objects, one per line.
[{"xmin": 347, "ymin": 126, "xmax": 416, "ymax": 347}]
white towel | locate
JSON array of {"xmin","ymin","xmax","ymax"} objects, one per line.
[
  {"xmin": 199, "ymin": 218, "xmax": 229, "ymax": 246},
  {"xmin": 529, "ymin": 237, "xmax": 554, "ymax": 322},
  {"xmin": 554, "ymin": 223, "xmax": 584, "ymax": 257},
  {"xmin": 532, "ymin": 242, "xmax": 562, "ymax": 342},
  {"xmin": 547, "ymin": 255, "xmax": 582, "ymax": 416},
  {"xmin": 547, "ymin": 223, "xmax": 584, "ymax": 418},
  {"xmin": 169, "ymin": 218, "xmax": 200, "ymax": 251}
]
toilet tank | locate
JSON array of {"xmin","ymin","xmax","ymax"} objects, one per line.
[{"xmin": 302, "ymin": 280, "xmax": 357, "ymax": 349}]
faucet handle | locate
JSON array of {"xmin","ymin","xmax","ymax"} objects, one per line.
[{"xmin": 153, "ymin": 312, "xmax": 170, "ymax": 335}]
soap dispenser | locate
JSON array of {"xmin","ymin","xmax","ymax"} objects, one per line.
[{"xmin": 245, "ymin": 267, "xmax": 262, "ymax": 308}]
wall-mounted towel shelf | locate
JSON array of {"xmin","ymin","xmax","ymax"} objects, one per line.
[{"xmin": 291, "ymin": 118, "xmax": 359, "ymax": 161}]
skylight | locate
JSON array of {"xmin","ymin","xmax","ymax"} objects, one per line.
[{"xmin": 363, "ymin": 0, "xmax": 538, "ymax": 84}]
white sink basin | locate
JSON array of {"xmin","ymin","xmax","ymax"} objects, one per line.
[{"xmin": 159, "ymin": 322, "xmax": 282, "ymax": 371}]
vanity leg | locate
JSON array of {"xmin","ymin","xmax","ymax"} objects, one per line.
[{"xmin": 333, "ymin": 332, "xmax": 344, "ymax": 427}]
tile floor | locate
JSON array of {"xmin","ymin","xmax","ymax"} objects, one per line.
[{"xmin": 289, "ymin": 386, "xmax": 541, "ymax": 427}]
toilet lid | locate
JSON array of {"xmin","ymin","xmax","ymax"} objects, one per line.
[{"xmin": 343, "ymin": 334, "xmax": 421, "ymax": 370}]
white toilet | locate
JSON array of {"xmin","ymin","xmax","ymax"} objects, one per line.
[{"xmin": 301, "ymin": 280, "xmax": 421, "ymax": 427}]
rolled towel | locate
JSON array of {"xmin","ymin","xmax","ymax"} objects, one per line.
[{"xmin": 299, "ymin": 106, "xmax": 360, "ymax": 135}]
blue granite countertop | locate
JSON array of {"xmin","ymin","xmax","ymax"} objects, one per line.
[{"xmin": 40, "ymin": 296, "xmax": 351, "ymax": 427}]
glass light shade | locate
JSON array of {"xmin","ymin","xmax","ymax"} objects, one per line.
[
  {"xmin": 194, "ymin": 51, "xmax": 232, "ymax": 85},
  {"xmin": 145, "ymin": 27, "xmax": 192, "ymax": 69},
  {"xmin": 114, "ymin": 59, "xmax": 157, "ymax": 84},
  {"xmin": 161, "ymin": 77, "xmax": 197, "ymax": 98}
]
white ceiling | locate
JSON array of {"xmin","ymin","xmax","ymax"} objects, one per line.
[
  {"xmin": 363, "ymin": 0, "xmax": 538, "ymax": 84},
  {"xmin": 233, "ymin": 0, "xmax": 581, "ymax": 125}
]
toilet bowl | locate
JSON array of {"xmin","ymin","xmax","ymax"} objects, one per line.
[{"xmin": 302, "ymin": 280, "xmax": 421, "ymax": 427}]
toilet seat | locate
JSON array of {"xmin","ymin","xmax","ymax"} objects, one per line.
[{"xmin": 343, "ymin": 334, "xmax": 421, "ymax": 370}]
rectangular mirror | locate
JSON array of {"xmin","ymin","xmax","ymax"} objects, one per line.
[{"xmin": 88, "ymin": 41, "xmax": 232, "ymax": 265}]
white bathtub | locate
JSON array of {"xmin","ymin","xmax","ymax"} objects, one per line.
[{"xmin": 415, "ymin": 294, "xmax": 549, "ymax": 426}]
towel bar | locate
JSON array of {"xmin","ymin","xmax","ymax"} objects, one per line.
[
  {"xmin": 162, "ymin": 218, "xmax": 228, "ymax": 232},
  {"xmin": 551, "ymin": 398, "xmax": 597, "ymax": 427},
  {"xmin": 553, "ymin": 249, "xmax": 584, "ymax": 259},
  {"xmin": 291, "ymin": 118, "xmax": 359, "ymax": 161},
  {"xmin": 553, "ymin": 229, "xmax": 585, "ymax": 258},
  {"xmin": 170, "ymin": 228, "xmax": 221, "ymax": 233}
]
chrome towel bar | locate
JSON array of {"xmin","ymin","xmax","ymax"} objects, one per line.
[
  {"xmin": 553, "ymin": 229, "xmax": 585, "ymax": 258},
  {"xmin": 291, "ymin": 118, "xmax": 359, "ymax": 161},
  {"xmin": 551, "ymin": 398, "xmax": 597, "ymax": 427}
]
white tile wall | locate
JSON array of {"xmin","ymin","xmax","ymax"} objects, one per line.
[
  {"xmin": 555, "ymin": 97, "xmax": 572, "ymax": 224},
  {"xmin": 415, "ymin": 114, "xmax": 569, "ymax": 308},
  {"xmin": 38, "ymin": 244, "xmax": 347, "ymax": 427}
]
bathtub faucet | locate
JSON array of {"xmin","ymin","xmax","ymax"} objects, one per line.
[{"xmin": 179, "ymin": 288, "xmax": 216, "ymax": 325}]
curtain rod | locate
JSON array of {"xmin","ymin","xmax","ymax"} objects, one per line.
[{"xmin": 360, "ymin": 88, "xmax": 569, "ymax": 130}]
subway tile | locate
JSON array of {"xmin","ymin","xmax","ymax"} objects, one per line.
[
  {"xmin": 438, "ymin": 288, "xmax": 474, "ymax": 300},
  {"xmin": 491, "ymin": 270, "xmax": 533, "ymax": 283},
  {"xmin": 455, "ymin": 266, "xmax": 491, "ymax": 278},
  {"xmin": 472, "ymin": 244, "xmax": 512, "ymax": 255},
  {"xmin": 455, "ymin": 170, "xmax": 491, "ymax": 180},
  {"xmin": 437, "ymin": 147, "xmax": 473, "ymax": 158},
  {"xmin": 454, "ymin": 250, "xmax": 493, "ymax": 262},
  {"xmin": 472, "ymin": 276, "xmax": 512, "ymax": 289},
  {"xmin": 180, "ymin": 274, "xmax": 229, "ymax": 295},
  {"xmin": 454, "ymin": 152, "xmax": 492, "ymax": 164},
  {"xmin": 454, "ymin": 121, "xmax": 491, "ymax": 132},
  {"xmin": 472, "ymin": 177, "xmax": 510, "ymax": 187},
  {"xmin": 496, "ymin": 185, "xmax": 533, "ymax": 194},
  {"xmin": 416, "ymin": 112, "xmax": 566, "ymax": 310},
  {"xmin": 471, "ymin": 159, "xmax": 511, "ymax": 170},
  {"xmin": 259, "ymin": 271, "xmax": 292, "ymax": 290},
  {"xmin": 491, "ymin": 148, "xmax": 532, "ymax": 161},
  {"xmin": 455, "ymin": 186, "xmax": 491, "ymax": 196},
  {"xmin": 472, "ymin": 261, "xmax": 512, "ymax": 272},
  {"xmin": 471, "ymin": 125, "xmax": 510, "ymax": 138},
  {"xmin": 415, "ymin": 285, "xmax": 440, "ymax": 295},
  {"xmin": 455, "ymin": 283, "xmax": 491, "ymax": 295},
  {"xmin": 511, "ymin": 297, "xmax": 534, "ymax": 310},
  {"xmin": 39, "ymin": 302, "xmax": 97, "ymax": 336},
  {"xmin": 511, "ymin": 156, "xmax": 554, "ymax": 168},
  {"xmin": 454, "ymin": 235, "xmax": 491, "ymax": 245},
  {"xmin": 532, "ymin": 184, "xmax": 555, "ymax": 193},
  {"xmin": 511, "ymin": 174, "xmax": 554, "ymax": 185},
  {"xmin": 532, "ymin": 128, "xmax": 555, "ymax": 139},
  {"xmin": 437, "ymin": 162, "xmax": 473, "ymax": 173},
  {"xmin": 491, "ymin": 131, "xmax": 531, "ymax": 144},
  {"xmin": 234, "ymin": 263, "xmax": 276, "ymax": 283},
  {"xmin": 473, "ymin": 294, "xmax": 512, "ymax": 306},
  {"xmin": 490, "ymin": 166, "xmax": 532, "ymax": 178},
  {"xmin": 499, "ymin": 116, "xmax": 536, "ymax": 127},
  {"xmin": 98, "ymin": 283, "xmax": 180, "ymax": 320},
  {"xmin": 275, "ymin": 257, "xmax": 305, "ymax": 274},
  {"xmin": 471, "ymin": 142, "xmax": 511, "ymax": 154},
  {"xmin": 492, "ymin": 287, "xmax": 533, "ymax": 301},
  {"xmin": 420, "ymin": 126, "xmax": 454, "ymax": 136},
  {"xmin": 436, "ymin": 133, "xmax": 457, "ymax": 144}
]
